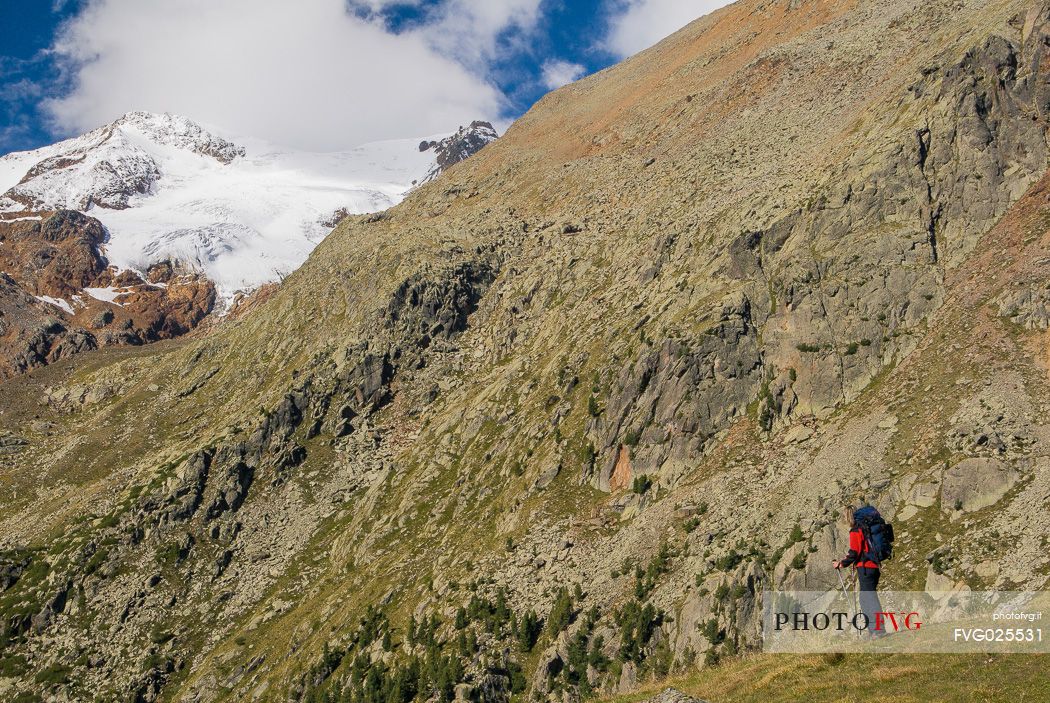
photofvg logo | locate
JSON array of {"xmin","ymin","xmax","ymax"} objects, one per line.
[
  {"xmin": 773, "ymin": 609, "xmax": 923, "ymax": 634},
  {"xmin": 762, "ymin": 591, "xmax": 1050, "ymax": 653}
]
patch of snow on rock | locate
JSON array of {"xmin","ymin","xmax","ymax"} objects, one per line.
[
  {"xmin": 35, "ymin": 296, "xmax": 74, "ymax": 314},
  {"xmin": 82, "ymin": 287, "xmax": 128, "ymax": 305}
]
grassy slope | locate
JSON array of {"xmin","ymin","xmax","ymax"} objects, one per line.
[{"xmin": 605, "ymin": 654, "xmax": 1050, "ymax": 703}]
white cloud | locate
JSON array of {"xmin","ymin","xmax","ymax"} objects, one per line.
[
  {"xmin": 43, "ymin": 0, "xmax": 539, "ymax": 151},
  {"xmin": 540, "ymin": 60, "xmax": 586, "ymax": 90},
  {"xmin": 605, "ymin": 0, "xmax": 732, "ymax": 58},
  {"xmin": 353, "ymin": 0, "xmax": 542, "ymax": 64},
  {"xmin": 413, "ymin": 0, "xmax": 544, "ymax": 70}
]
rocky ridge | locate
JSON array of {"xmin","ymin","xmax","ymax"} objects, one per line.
[{"xmin": 418, "ymin": 122, "xmax": 501, "ymax": 185}]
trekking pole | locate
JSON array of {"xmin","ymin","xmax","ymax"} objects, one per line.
[
  {"xmin": 851, "ymin": 567, "xmax": 864, "ymax": 638},
  {"xmin": 833, "ymin": 567, "xmax": 852, "ymax": 631},
  {"xmin": 836, "ymin": 567, "xmax": 860, "ymax": 630},
  {"xmin": 835, "ymin": 568, "xmax": 851, "ymax": 604}
]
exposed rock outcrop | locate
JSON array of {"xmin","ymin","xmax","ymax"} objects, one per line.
[
  {"xmin": 998, "ymin": 284, "xmax": 1050, "ymax": 329},
  {"xmin": 418, "ymin": 121, "xmax": 499, "ymax": 184},
  {"xmin": 0, "ymin": 273, "xmax": 97, "ymax": 377},
  {"xmin": 941, "ymin": 458, "xmax": 1020, "ymax": 513},
  {"xmin": 590, "ymin": 292, "xmax": 763, "ymax": 490},
  {"xmin": 0, "ymin": 211, "xmax": 215, "ymax": 377},
  {"xmin": 642, "ymin": 688, "xmax": 711, "ymax": 703},
  {"xmin": 0, "ymin": 210, "xmax": 108, "ymax": 294}
]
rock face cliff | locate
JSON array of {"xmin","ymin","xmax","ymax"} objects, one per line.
[
  {"xmin": 2, "ymin": 1, "xmax": 1050, "ymax": 702},
  {"xmin": 0, "ymin": 211, "xmax": 216, "ymax": 379}
]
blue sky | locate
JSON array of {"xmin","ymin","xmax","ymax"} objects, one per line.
[
  {"xmin": 0, "ymin": 0, "xmax": 729, "ymax": 154},
  {"xmin": 0, "ymin": 0, "xmax": 85, "ymax": 153},
  {"xmin": 357, "ymin": 0, "xmax": 611, "ymax": 113}
]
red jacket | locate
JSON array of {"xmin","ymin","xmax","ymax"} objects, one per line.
[{"xmin": 842, "ymin": 527, "xmax": 880, "ymax": 569}]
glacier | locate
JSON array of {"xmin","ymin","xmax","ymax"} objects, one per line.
[{"xmin": 0, "ymin": 112, "xmax": 496, "ymax": 304}]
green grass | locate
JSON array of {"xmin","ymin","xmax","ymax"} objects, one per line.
[
  {"xmin": 602, "ymin": 653, "xmax": 1050, "ymax": 703},
  {"xmin": 33, "ymin": 663, "xmax": 73, "ymax": 686},
  {"xmin": 0, "ymin": 653, "xmax": 28, "ymax": 678}
]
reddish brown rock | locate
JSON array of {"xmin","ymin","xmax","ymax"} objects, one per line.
[
  {"xmin": 0, "ymin": 210, "xmax": 108, "ymax": 297},
  {"xmin": 609, "ymin": 445, "xmax": 634, "ymax": 492},
  {"xmin": 0, "ymin": 273, "xmax": 97, "ymax": 379},
  {"xmin": 94, "ymin": 275, "xmax": 217, "ymax": 341},
  {"xmin": 0, "ymin": 210, "xmax": 217, "ymax": 376}
]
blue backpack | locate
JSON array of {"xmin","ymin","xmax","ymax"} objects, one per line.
[{"xmin": 854, "ymin": 505, "xmax": 894, "ymax": 564}]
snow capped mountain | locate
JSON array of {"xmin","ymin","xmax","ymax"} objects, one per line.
[
  {"xmin": 0, "ymin": 113, "xmax": 245, "ymax": 212},
  {"xmin": 0, "ymin": 112, "xmax": 498, "ymax": 302}
]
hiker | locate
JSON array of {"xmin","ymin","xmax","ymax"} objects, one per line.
[{"xmin": 833, "ymin": 505, "xmax": 893, "ymax": 637}]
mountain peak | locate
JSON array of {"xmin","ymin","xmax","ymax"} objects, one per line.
[
  {"xmin": 108, "ymin": 111, "xmax": 246, "ymax": 164},
  {"xmin": 0, "ymin": 111, "xmax": 246, "ymax": 213},
  {"xmin": 417, "ymin": 120, "xmax": 499, "ymax": 183}
]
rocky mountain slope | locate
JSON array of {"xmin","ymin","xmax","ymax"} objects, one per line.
[{"xmin": 2, "ymin": 0, "xmax": 1050, "ymax": 701}]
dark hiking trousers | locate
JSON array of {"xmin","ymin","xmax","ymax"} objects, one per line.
[{"xmin": 857, "ymin": 566, "xmax": 882, "ymax": 634}]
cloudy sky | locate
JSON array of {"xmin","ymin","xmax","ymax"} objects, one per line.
[{"xmin": 0, "ymin": 0, "xmax": 731, "ymax": 154}]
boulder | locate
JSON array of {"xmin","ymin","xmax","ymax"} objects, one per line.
[
  {"xmin": 783, "ymin": 425, "xmax": 813, "ymax": 444},
  {"xmin": 641, "ymin": 689, "xmax": 711, "ymax": 703},
  {"xmin": 877, "ymin": 415, "xmax": 899, "ymax": 429},
  {"xmin": 909, "ymin": 480, "xmax": 940, "ymax": 508},
  {"xmin": 940, "ymin": 458, "xmax": 1018, "ymax": 513},
  {"xmin": 924, "ymin": 566, "xmax": 969, "ymax": 594},
  {"xmin": 533, "ymin": 463, "xmax": 561, "ymax": 491}
]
